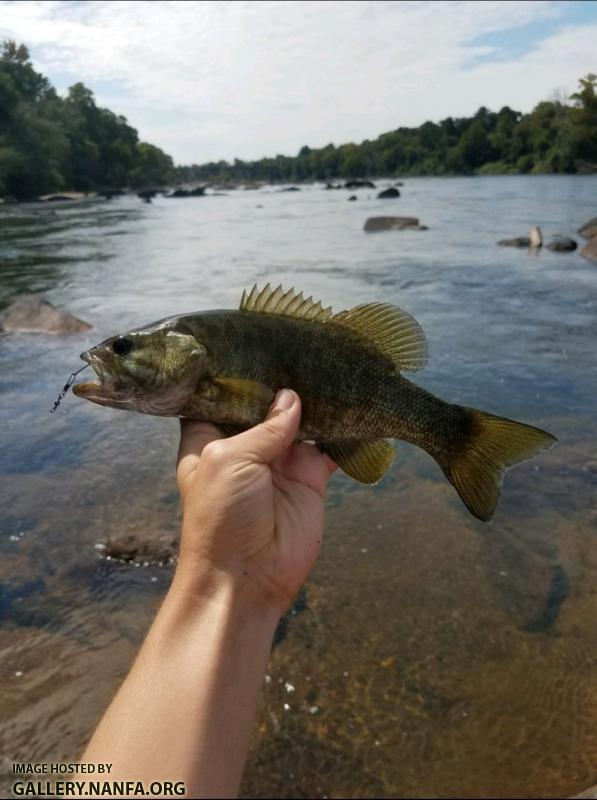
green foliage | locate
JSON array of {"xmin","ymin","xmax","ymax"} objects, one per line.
[
  {"xmin": 1, "ymin": 39, "xmax": 595, "ymax": 197},
  {"xmin": 0, "ymin": 40, "xmax": 174, "ymax": 199},
  {"xmin": 178, "ymin": 74, "xmax": 597, "ymax": 183}
]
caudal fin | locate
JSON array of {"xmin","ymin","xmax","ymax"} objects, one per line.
[{"xmin": 436, "ymin": 409, "xmax": 557, "ymax": 522}]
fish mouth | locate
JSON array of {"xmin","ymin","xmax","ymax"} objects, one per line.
[{"xmin": 72, "ymin": 350, "xmax": 118, "ymax": 403}]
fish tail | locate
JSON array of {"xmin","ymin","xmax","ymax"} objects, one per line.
[{"xmin": 433, "ymin": 407, "xmax": 557, "ymax": 522}]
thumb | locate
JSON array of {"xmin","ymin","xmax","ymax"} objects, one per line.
[{"xmin": 226, "ymin": 389, "xmax": 301, "ymax": 464}]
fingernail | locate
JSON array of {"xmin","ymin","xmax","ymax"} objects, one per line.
[{"xmin": 273, "ymin": 389, "xmax": 295, "ymax": 412}]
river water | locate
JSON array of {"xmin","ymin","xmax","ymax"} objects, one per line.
[{"xmin": 1, "ymin": 177, "xmax": 596, "ymax": 798}]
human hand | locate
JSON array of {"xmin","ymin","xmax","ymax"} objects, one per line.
[{"xmin": 175, "ymin": 389, "xmax": 337, "ymax": 613}]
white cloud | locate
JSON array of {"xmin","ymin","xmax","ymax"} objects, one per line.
[{"xmin": 0, "ymin": 0, "xmax": 594, "ymax": 163}]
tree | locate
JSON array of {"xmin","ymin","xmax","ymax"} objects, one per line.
[{"xmin": 0, "ymin": 39, "xmax": 176, "ymax": 199}]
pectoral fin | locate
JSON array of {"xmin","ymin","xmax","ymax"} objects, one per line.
[
  {"xmin": 213, "ymin": 377, "xmax": 274, "ymax": 419},
  {"xmin": 321, "ymin": 439, "xmax": 397, "ymax": 484}
]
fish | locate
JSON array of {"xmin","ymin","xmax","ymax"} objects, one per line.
[{"xmin": 73, "ymin": 284, "xmax": 556, "ymax": 521}]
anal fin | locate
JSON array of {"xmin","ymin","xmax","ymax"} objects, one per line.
[{"xmin": 321, "ymin": 439, "xmax": 397, "ymax": 484}]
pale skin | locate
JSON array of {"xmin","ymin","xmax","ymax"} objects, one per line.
[{"xmin": 82, "ymin": 389, "xmax": 336, "ymax": 798}]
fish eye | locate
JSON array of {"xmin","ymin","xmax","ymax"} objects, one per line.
[{"xmin": 112, "ymin": 336, "xmax": 133, "ymax": 356}]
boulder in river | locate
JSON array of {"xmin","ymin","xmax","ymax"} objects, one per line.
[
  {"xmin": 547, "ymin": 237, "xmax": 577, "ymax": 253},
  {"xmin": 580, "ymin": 237, "xmax": 597, "ymax": 262},
  {"xmin": 137, "ymin": 189, "xmax": 158, "ymax": 203},
  {"xmin": 37, "ymin": 192, "xmax": 92, "ymax": 202},
  {"xmin": 0, "ymin": 295, "xmax": 91, "ymax": 334},
  {"xmin": 577, "ymin": 217, "xmax": 597, "ymax": 239},
  {"xmin": 324, "ymin": 182, "xmax": 343, "ymax": 190},
  {"xmin": 345, "ymin": 179, "xmax": 376, "ymax": 189},
  {"xmin": 277, "ymin": 186, "xmax": 301, "ymax": 192},
  {"xmin": 529, "ymin": 225, "xmax": 543, "ymax": 248},
  {"xmin": 100, "ymin": 188, "xmax": 126, "ymax": 200},
  {"xmin": 498, "ymin": 237, "xmax": 531, "ymax": 247},
  {"xmin": 348, "ymin": 195, "xmax": 357, "ymax": 201},
  {"xmin": 364, "ymin": 216, "xmax": 421, "ymax": 233},
  {"xmin": 377, "ymin": 187, "xmax": 400, "ymax": 199},
  {"xmin": 167, "ymin": 186, "xmax": 206, "ymax": 198}
]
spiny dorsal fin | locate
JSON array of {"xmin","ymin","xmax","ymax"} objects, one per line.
[
  {"xmin": 330, "ymin": 303, "xmax": 428, "ymax": 372},
  {"xmin": 240, "ymin": 283, "xmax": 333, "ymax": 322},
  {"xmin": 322, "ymin": 439, "xmax": 397, "ymax": 484}
]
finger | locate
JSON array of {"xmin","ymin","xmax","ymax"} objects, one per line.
[
  {"xmin": 177, "ymin": 419, "xmax": 223, "ymax": 468},
  {"xmin": 275, "ymin": 441, "xmax": 338, "ymax": 497},
  {"xmin": 224, "ymin": 389, "xmax": 301, "ymax": 465}
]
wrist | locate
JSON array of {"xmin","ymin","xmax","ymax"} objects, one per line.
[{"xmin": 168, "ymin": 556, "xmax": 284, "ymax": 631}]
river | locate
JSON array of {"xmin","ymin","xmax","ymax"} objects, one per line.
[{"xmin": 1, "ymin": 176, "xmax": 596, "ymax": 797}]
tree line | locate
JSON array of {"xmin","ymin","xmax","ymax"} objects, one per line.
[
  {"xmin": 1, "ymin": 38, "xmax": 595, "ymax": 198},
  {"xmin": 0, "ymin": 41, "xmax": 175, "ymax": 200},
  {"xmin": 179, "ymin": 74, "xmax": 597, "ymax": 184}
]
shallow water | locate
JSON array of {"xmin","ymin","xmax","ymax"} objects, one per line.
[{"xmin": 1, "ymin": 177, "xmax": 596, "ymax": 797}]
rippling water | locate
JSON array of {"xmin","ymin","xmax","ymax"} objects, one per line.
[{"xmin": 1, "ymin": 177, "xmax": 596, "ymax": 798}]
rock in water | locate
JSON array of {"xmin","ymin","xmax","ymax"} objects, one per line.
[
  {"xmin": 0, "ymin": 295, "xmax": 91, "ymax": 334},
  {"xmin": 577, "ymin": 217, "xmax": 597, "ymax": 239},
  {"xmin": 345, "ymin": 179, "xmax": 376, "ymax": 189},
  {"xmin": 498, "ymin": 237, "xmax": 531, "ymax": 247},
  {"xmin": 167, "ymin": 187, "xmax": 206, "ymax": 197},
  {"xmin": 348, "ymin": 195, "xmax": 357, "ymax": 201},
  {"xmin": 529, "ymin": 225, "xmax": 543, "ymax": 248},
  {"xmin": 547, "ymin": 237, "xmax": 577, "ymax": 252},
  {"xmin": 364, "ymin": 216, "xmax": 420, "ymax": 232},
  {"xmin": 581, "ymin": 237, "xmax": 597, "ymax": 262},
  {"xmin": 377, "ymin": 187, "xmax": 400, "ymax": 199}
]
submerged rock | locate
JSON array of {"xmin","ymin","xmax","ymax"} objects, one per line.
[
  {"xmin": 0, "ymin": 295, "xmax": 91, "ymax": 334},
  {"xmin": 377, "ymin": 187, "xmax": 400, "ymax": 199},
  {"xmin": 364, "ymin": 216, "xmax": 421, "ymax": 232},
  {"xmin": 547, "ymin": 237, "xmax": 577, "ymax": 252},
  {"xmin": 581, "ymin": 237, "xmax": 597, "ymax": 262},
  {"xmin": 577, "ymin": 216, "xmax": 597, "ymax": 239},
  {"xmin": 100, "ymin": 532, "xmax": 178, "ymax": 565},
  {"xmin": 277, "ymin": 186, "xmax": 301, "ymax": 192},
  {"xmin": 498, "ymin": 237, "xmax": 531, "ymax": 247},
  {"xmin": 348, "ymin": 195, "xmax": 358, "ymax": 201},
  {"xmin": 324, "ymin": 182, "xmax": 343, "ymax": 190}
]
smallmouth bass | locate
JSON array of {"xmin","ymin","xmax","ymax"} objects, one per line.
[{"xmin": 73, "ymin": 284, "xmax": 556, "ymax": 520}]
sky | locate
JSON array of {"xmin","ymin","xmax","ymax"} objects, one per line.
[{"xmin": 1, "ymin": 0, "xmax": 596, "ymax": 165}]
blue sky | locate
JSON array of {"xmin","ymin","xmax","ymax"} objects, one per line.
[{"xmin": 1, "ymin": 1, "xmax": 596, "ymax": 164}]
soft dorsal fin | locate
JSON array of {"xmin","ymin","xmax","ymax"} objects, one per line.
[
  {"xmin": 330, "ymin": 303, "xmax": 428, "ymax": 372},
  {"xmin": 240, "ymin": 283, "xmax": 332, "ymax": 322}
]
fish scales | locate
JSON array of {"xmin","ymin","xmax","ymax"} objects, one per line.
[{"xmin": 176, "ymin": 309, "xmax": 465, "ymax": 451}]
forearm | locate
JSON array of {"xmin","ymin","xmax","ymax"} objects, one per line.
[{"xmin": 82, "ymin": 561, "xmax": 281, "ymax": 798}]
